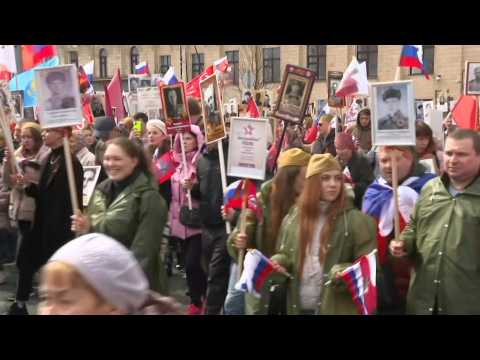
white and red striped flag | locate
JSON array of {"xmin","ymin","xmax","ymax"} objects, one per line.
[{"xmin": 340, "ymin": 249, "xmax": 377, "ymax": 315}]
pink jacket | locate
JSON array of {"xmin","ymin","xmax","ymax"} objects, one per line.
[{"xmin": 168, "ymin": 125, "xmax": 205, "ymax": 239}]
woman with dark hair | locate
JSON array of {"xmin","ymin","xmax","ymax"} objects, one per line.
[
  {"xmin": 71, "ymin": 137, "xmax": 169, "ymax": 294},
  {"xmin": 415, "ymin": 121, "xmax": 443, "ymax": 174},
  {"xmin": 269, "ymin": 154, "xmax": 376, "ymax": 315},
  {"xmin": 226, "ymin": 148, "xmax": 311, "ymax": 315},
  {"xmin": 348, "ymin": 108, "xmax": 372, "ymax": 153},
  {"xmin": 169, "ymin": 125, "xmax": 206, "ymax": 314}
]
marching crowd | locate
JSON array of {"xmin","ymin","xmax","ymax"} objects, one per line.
[{"xmin": 0, "ymin": 90, "xmax": 479, "ymax": 315}]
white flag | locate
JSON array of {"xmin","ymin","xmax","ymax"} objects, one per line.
[{"xmin": 0, "ymin": 45, "xmax": 17, "ymax": 74}]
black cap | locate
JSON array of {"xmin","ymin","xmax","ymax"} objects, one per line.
[
  {"xmin": 93, "ymin": 116, "xmax": 116, "ymax": 132},
  {"xmin": 382, "ymin": 88, "xmax": 401, "ymax": 101}
]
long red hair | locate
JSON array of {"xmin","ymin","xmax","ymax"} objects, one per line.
[{"xmin": 298, "ymin": 172, "xmax": 346, "ymax": 276}]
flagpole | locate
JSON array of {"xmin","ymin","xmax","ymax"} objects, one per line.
[
  {"xmin": 217, "ymin": 139, "xmax": 231, "ymax": 234},
  {"xmin": 179, "ymin": 132, "xmax": 192, "ymax": 210},
  {"xmin": 237, "ymin": 179, "xmax": 249, "ymax": 279}
]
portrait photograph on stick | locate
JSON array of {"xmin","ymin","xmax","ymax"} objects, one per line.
[
  {"xmin": 273, "ymin": 64, "xmax": 315, "ymax": 124},
  {"xmin": 200, "ymin": 73, "xmax": 226, "ymax": 144},
  {"xmin": 35, "ymin": 64, "xmax": 82, "ymax": 129},
  {"xmin": 160, "ymin": 82, "xmax": 191, "ymax": 135},
  {"xmin": 464, "ymin": 61, "xmax": 480, "ymax": 95},
  {"xmin": 327, "ymin": 71, "xmax": 345, "ymax": 108},
  {"xmin": 370, "ymin": 80, "xmax": 416, "ymax": 146}
]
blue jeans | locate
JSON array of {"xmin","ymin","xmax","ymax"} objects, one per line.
[{"xmin": 223, "ymin": 262, "xmax": 245, "ymax": 315}]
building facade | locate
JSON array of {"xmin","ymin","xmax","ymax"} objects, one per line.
[{"xmin": 58, "ymin": 45, "xmax": 480, "ymax": 108}]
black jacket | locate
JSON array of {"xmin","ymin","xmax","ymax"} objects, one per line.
[
  {"xmin": 344, "ymin": 151, "xmax": 375, "ymax": 209},
  {"xmin": 312, "ymin": 128, "xmax": 336, "ymax": 156},
  {"xmin": 191, "ymin": 141, "xmax": 237, "ymax": 227},
  {"xmin": 25, "ymin": 146, "xmax": 83, "ymax": 266}
]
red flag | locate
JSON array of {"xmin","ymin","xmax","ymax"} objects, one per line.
[
  {"xmin": 185, "ymin": 65, "xmax": 215, "ymax": 99},
  {"xmin": 22, "ymin": 45, "xmax": 57, "ymax": 70},
  {"xmin": 246, "ymin": 97, "xmax": 260, "ymax": 118},
  {"xmin": 105, "ymin": 68, "xmax": 126, "ymax": 122},
  {"xmin": 82, "ymin": 95, "xmax": 95, "ymax": 125},
  {"xmin": 451, "ymin": 95, "xmax": 478, "ymax": 130}
]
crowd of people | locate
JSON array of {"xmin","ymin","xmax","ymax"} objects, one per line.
[{"xmin": 0, "ymin": 89, "xmax": 479, "ymax": 316}]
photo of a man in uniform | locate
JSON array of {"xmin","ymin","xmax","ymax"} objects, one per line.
[
  {"xmin": 165, "ymin": 87, "xmax": 185, "ymax": 119},
  {"xmin": 378, "ymin": 87, "xmax": 409, "ymax": 130},
  {"xmin": 283, "ymin": 79, "xmax": 305, "ymax": 107},
  {"xmin": 129, "ymin": 78, "xmax": 139, "ymax": 93},
  {"xmin": 44, "ymin": 71, "xmax": 76, "ymax": 111},
  {"xmin": 203, "ymin": 84, "xmax": 221, "ymax": 127},
  {"xmin": 467, "ymin": 65, "xmax": 480, "ymax": 93}
]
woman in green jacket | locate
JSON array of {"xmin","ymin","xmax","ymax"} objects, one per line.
[
  {"xmin": 71, "ymin": 137, "xmax": 169, "ymax": 294},
  {"xmin": 227, "ymin": 148, "xmax": 311, "ymax": 314},
  {"xmin": 270, "ymin": 154, "xmax": 377, "ymax": 315}
]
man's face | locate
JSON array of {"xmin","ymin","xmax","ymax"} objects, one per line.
[
  {"xmin": 43, "ymin": 129, "xmax": 64, "ymax": 148},
  {"xmin": 378, "ymin": 148, "xmax": 414, "ymax": 184},
  {"xmin": 385, "ymin": 97, "xmax": 400, "ymax": 114},
  {"xmin": 444, "ymin": 137, "xmax": 480, "ymax": 185},
  {"xmin": 291, "ymin": 84, "xmax": 300, "ymax": 96},
  {"xmin": 336, "ymin": 146, "xmax": 353, "ymax": 164},
  {"xmin": 47, "ymin": 80, "xmax": 66, "ymax": 96}
]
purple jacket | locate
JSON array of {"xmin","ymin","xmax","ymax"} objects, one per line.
[{"xmin": 169, "ymin": 125, "xmax": 205, "ymax": 239}]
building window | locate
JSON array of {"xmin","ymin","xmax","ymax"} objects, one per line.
[
  {"xmin": 159, "ymin": 55, "xmax": 171, "ymax": 76},
  {"xmin": 192, "ymin": 53, "xmax": 204, "ymax": 78},
  {"xmin": 263, "ymin": 47, "xmax": 280, "ymax": 84},
  {"xmin": 130, "ymin": 46, "xmax": 140, "ymax": 74},
  {"xmin": 99, "ymin": 48, "xmax": 108, "ymax": 78},
  {"xmin": 225, "ymin": 50, "xmax": 239, "ymax": 85},
  {"xmin": 307, "ymin": 45, "xmax": 326, "ymax": 80},
  {"xmin": 410, "ymin": 45, "xmax": 435, "ymax": 76},
  {"xmin": 69, "ymin": 51, "xmax": 78, "ymax": 68},
  {"xmin": 357, "ymin": 45, "xmax": 378, "ymax": 78}
]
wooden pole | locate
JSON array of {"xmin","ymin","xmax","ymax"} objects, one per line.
[
  {"xmin": 272, "ymin": 120, "xmax": 287, "ymax": 174},
  {"xmin": 0, "ymin": 105, "xmax": 20, "ymax": 173},
  {"xmin": 237, "ymin": 178, "xmax": 249, "ymax": 279},
  {"xmin": 395, "ymin": 66, "xmax": 401, "ymax": 81},
  {"xmin": 63, "ymin": 134, "xmax": 80, "ymax": 215},
  {"xmin": 179, "ymin": 132, "xmax": 192, "ymax": 210},
  {"xmin": 390, "ymin": 149, "xmax": 401, "ymax": 240},
  {"xmin": 217, "ymin": 139, "xmax": 231, "ymax": 234}
]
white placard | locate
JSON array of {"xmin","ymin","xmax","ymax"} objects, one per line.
[
  {"xmin": 137, "ymin": 87, "xmax": 162, "ymax": 119},
  {"xmin": 227, "ymin": 117, "xmax": 268, "ymax": 181},
  {"xmin": 83, "ymin": 166, "xmax": 101, "ymax": 207},
  {"xmin": 35, "ymin": 64, "xmax": 83, "ymax": 129},
  {"xmin": 370, "ymin": 80, "xmax": 416, "ymax": 146},
  {"xmin": 425, "ymin": 109, "xmax": 445, "ymax": 149}
]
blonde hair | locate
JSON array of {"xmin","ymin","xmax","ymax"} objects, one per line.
[{"xmin": 41, "ymin": 261, "xmax": 106, "ymax": 306}]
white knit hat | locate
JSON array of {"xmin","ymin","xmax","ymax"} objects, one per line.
[
  {"xmin": 146, "ymin": 119, "xmax": 167, "ymax": 135},
  {"xmin": 49, "ymin": 233, "xmax": 149, "ymax": 313}
]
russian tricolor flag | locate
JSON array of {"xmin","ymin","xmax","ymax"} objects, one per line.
[
  {"xmin": 83, "ymin": 60, "xmax": 94, "ymax": 84},
  {"xmin": 399, "ymin": 45, "xmax": 430, "ymax": 79},
  {"xmin": 135, "ymin": 61, "xmax": 150, "ymax": 75},
  {"xmin": 22, "ymin": 45, "xmax": 57, "ymax": 71},
  {"xmin": 340, "ymin": 249, "xmax": 377, "ymax": 315},
  {"xmin": 235, "ymin": 249, "xmax": 275, "ymax": 298},
  {"xmin": 162, "ymin": 66, "xmax": 178, "ymax": 85}
]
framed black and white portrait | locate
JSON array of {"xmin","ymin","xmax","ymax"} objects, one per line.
[
  {"xmin": 35, "ymin": 64, "xmax": 82, "ymax": 129},
  {"xmin": 370, "ymin": 80, "xmax": 416, "ymax": 146},
  {"xmin": 464, "ymin": 62, "xmax": 480, "ymax": 95},
  {"xmin": 274, "ymin": 64, "xmax": 316, "ymax": 124}
]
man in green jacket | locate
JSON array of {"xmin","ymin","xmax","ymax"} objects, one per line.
[{"xmin": 391, "ymin": 129, "xmax": 480, "ymax": 314}]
